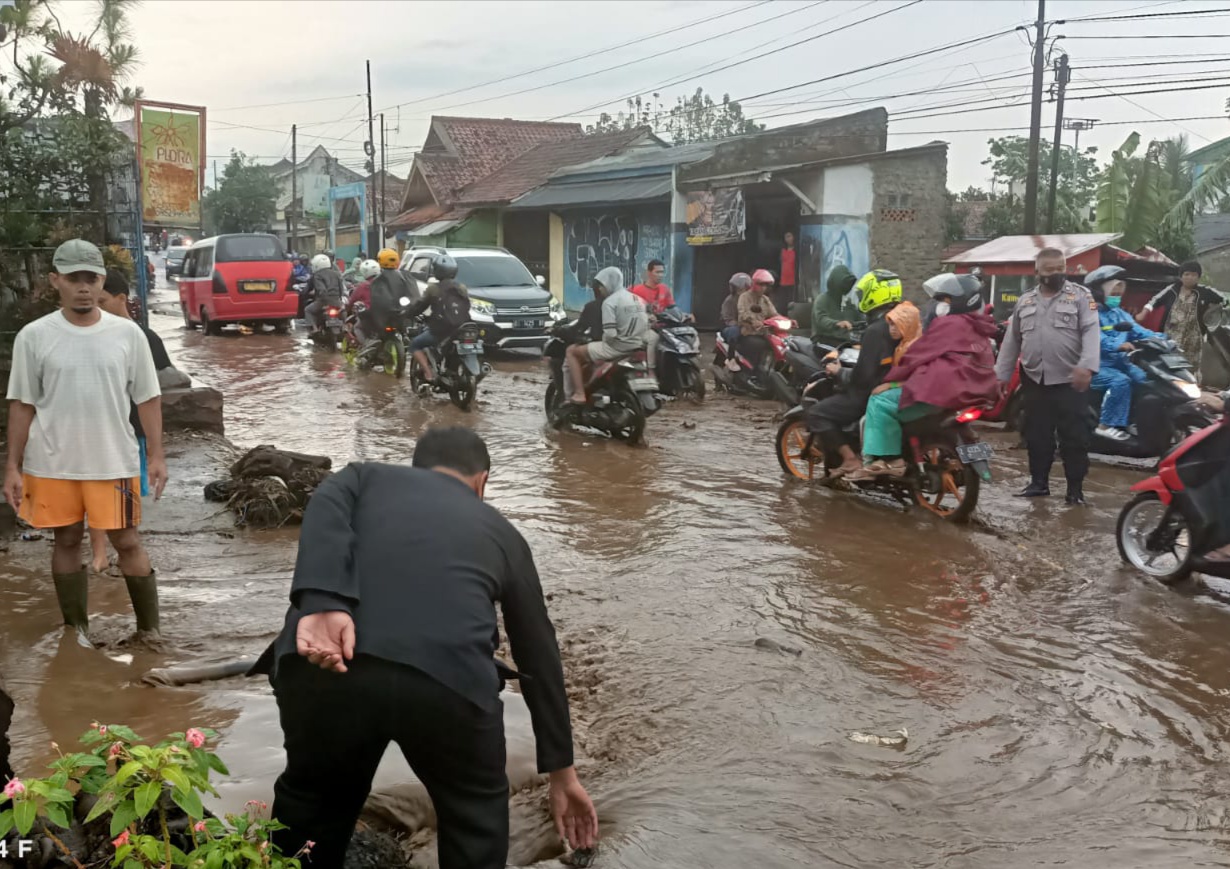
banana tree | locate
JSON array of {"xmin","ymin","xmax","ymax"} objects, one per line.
[{"xmin": 1096, "ymin": 132, "xmax": 1140, "ymax": 237}]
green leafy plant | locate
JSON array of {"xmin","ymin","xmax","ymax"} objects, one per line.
[{"xmin": 0, "ymin": 723, "xmax": 311, "ymax": 868}]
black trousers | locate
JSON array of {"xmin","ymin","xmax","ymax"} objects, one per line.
[
  {"xmin": 805, "ymin": 391, "xmax": 866, "ymax": 452},
  {"xmin": 271, "ymin": 655, "xmax": 508, "ymax": 869},
  {"xmin": 1020, "ymin": 371, "xmax": 1090, "ymax": 486}
]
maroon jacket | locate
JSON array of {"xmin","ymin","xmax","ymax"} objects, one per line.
[{"xmin": 884, "ymin": 312, "xmax": 999, "ymax": 410}]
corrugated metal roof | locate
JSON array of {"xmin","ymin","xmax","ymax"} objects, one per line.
[
  {"xmin": 944, "ymin": 233, "xmax": 1123, "ymax": 264},
  {"xmin": 411, "ymin": 218, "xmax": 464, "ymax": 235},
  {"xmin": 548, "ymin": 141, "xmax": 717, "ymax": 181},
  {"xmin": 508, "ymin": 175, "xmax": 672, "ymax": 209}
]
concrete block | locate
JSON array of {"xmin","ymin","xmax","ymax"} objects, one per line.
[{"xmin": 161, "ymin": 379, "xmax": 224, "ymax": 435}]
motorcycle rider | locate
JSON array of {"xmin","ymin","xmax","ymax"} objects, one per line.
[
  {"xmin": 304, "ymin": 253, "xmax": 347, "ymax": 334},
  {"xmin": 1085, "ymin": 265, "xmax": 1165, "ymax": 442},
  {"xmin": 406, "ymin": 255, "xmax": 471, "ymax": 385},
  {"xmin": 720, "ymin": 273, "xmax": 751, "ymax": 354},
  {"xmin": 292, "ymin": 254, "xmax": 311, "ymax": 284},
  {"xmin": 805, "ymin": 269, "xmax": 904, "ymax": 478},
  {"xmin": 369, "ymin": 248, "xmax": 417, "ymax": 334},
  {"xmin": 565, "ymin": 266, "xmax": 651, "ymax": 405},
  {"xmin": 342, "ymin": 256, "xmax": 363, "ymax": 285},
  {"xmin": 811, "ymin": 264, "xmax": 863, "ymax": 348},
  {"xmin": 735, "ymin": 269, "xmax": 780, "ymax": 371},
  {"xmin": 348, "ymin": 259, "xmax": 381, "ymax": 344},
  {"xmin": 847, "ymin": 273, "xmax": 998, "ymax": 480}
]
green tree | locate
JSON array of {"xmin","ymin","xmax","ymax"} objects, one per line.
[
  {"xmin": 203, "ymin": 151, "xmax": 278, "ymax": 235},
  {"xmin": 585, "ymin": 87, "xmax": 764, "ymax": 143},
  {"xmin": 983, "ymin": 135, "xmax": 1099, "ymax": 233},
  {"xmin": 1100, "ymin": 133, "xmax": 1196, "ymax": 260}
]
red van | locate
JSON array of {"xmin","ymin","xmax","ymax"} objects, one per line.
[{"xmin": 178, "ymin": 234, "xmax": 297, "ymax": 334}]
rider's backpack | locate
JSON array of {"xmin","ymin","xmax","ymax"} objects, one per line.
[{"xmin": 433, "ymin": 281, "xmax": 471, "ymax": 334}]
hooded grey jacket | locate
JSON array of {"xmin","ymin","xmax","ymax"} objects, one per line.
[{"xmin": 596, "ymin": 266, "xmax": 651, "ymax": 354}]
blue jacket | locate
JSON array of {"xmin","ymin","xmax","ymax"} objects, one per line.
[{"xmin": 1098, "ymin": 304, "xmax": 1161, "ymax": 363}]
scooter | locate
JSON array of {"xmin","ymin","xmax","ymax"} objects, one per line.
[
  {"xmin": 543, "ymin": 319, "xmax": 660, "ymax": 445},
  {"xmin": 654, "ymin": 306, "xmax": 705, "ymax": 402},
  {"xmin": 409, "ymin": 319, "xmax": 492, "ymax": 411},
  {"xmin": 775, "ymin": 384, "xmax": 993, "ymax": 523},
  {"xmin": 712, "ymin": 315, "xmax": 796, "ymax": 403},
  {"xmin": 1116, "ymin": 389, "xmax": 1230, "ymax": 583},
  {"xmin": 308, "ymin": 298, "xmax": 346, "ymax": 350}
]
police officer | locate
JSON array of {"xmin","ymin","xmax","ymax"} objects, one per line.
[{"xmin": 995, "ymin": 247, "xmax": 1101, "ymax": 505}]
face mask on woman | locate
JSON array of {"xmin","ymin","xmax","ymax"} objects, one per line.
[{"xmin": 933, "ymin": 301, "xmax": 951, "ymax": 318}]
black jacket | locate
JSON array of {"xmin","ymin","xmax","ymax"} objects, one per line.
[
  {"xmin": 839, "ymin": 312, "xmax": 898, "ymax": 400},
  {"xmin": 308, "ymin": 267, "xmax": 345, "ymax": 302},
  {"xmin": 257, "ymin": 463, "xmax": 574, "ymax": 773}
]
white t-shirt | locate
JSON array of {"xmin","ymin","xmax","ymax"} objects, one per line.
[{"xmin": 7, "ymin": 310, "xmax": 160, "ymax": 480}]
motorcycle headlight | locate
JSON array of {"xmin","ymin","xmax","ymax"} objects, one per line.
[
  {"xmin": 1179, "ymin": 381, "xmax": 1202, "ymax": 399},
  {"xmin": 470, "ymin": 298, "xmax": 496, "ymax": 316},
  {"xmin": 549, "ymin": 297, "xmax": 565, "ymax": 320}
]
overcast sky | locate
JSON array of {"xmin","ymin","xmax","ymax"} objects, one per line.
[{"xmin": 57, "ymin": 0, "xmax": 1230, "ymax": 195}]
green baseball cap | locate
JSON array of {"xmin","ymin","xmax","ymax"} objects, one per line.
[{"xmin": 52, "ymin": 239, "xmax": 106, "ymax": 276}]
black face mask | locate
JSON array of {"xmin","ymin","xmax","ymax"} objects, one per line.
[{"xmin": 1040, "ymin": 273, "xmax": 1066, "ymax": 291}]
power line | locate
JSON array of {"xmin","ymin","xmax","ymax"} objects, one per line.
[
  {"xmin": 1064, "ymin": 34, "xmax": 1230, "ymax": 39},
  {"xmin": 555, "ymin": 0, "xmax": 879, "ymax": 122},
  {"xmin": 1071, "ymin": 70, "xmax": 1214, "ymax": 143},
  {"xmin": 372, "ymin": 0, "xmax": 772, "ymax": 114},
  {"xmin": 212, "ymin": 93, "xmax": 364, "ymax": 114},
  {"xmin": 415, "ymin": 0, "xmax": 838, "ymax": 116},
  {"xmin": 1062, "ymin": 6, "xmax": 1230, "ymax": 23}
]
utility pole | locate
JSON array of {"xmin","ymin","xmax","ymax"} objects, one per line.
[
  {"xmin": 366, "ymin": 60, "xmax": 376, "ymax": 249},
  {"xmin": 1046, "ymin": 53, "xmax": 1070, "ymax": 234},
  {"xmin": 1064, "ymin": 117, "xmax": 1097, "ymax": 156},
  {"xmin": 379, "ymin": 112, "xmax": 387, "ymax": 250},
  {"xmin": 213, "ymin": 160, "xmax": 218, "ymax": 191},
  {"xmin": 291, "ymin": 124, "xmax": 298, "ymax": 254},
  {"xmin": 1023, "ymin": 0, "xmax": 1046, "ymax": 234}
]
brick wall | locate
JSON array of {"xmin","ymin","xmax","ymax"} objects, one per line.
[
  {"xmin": 1201, "ymin": 244, "xmax": 1230, "ymax": 296},
  {"xmin": 677, "ymin": 108, "xmax": 888, "ymax": 184},
  {"xmin": 869, "ymin": 145, "xmax": 948, "ymax": 304}
]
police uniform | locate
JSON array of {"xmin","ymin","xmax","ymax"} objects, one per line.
[{"xmin": 995, "ymin": 280, "xmax": 1101, "ymax": 497}]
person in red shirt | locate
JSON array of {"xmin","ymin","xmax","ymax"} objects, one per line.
[
  {"xmin": 778, "ymin": 231, "xmax": 797, "ymax": 312},
  {"xmin": 629, "ymin": 260, "xmax": 676, "ymax": 314}
]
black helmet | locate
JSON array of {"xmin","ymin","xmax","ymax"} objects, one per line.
[
  {"xmin": 1084, "ymin": 265, "xmax": 1126, "ymax": 304},
  {"xmin": 323, "ymin": 248, "xmax": 335, "ymax": 259},
  {"xmin": 431, "ymin": 254, "xmax": 459, "ymax": 281},
  {"xmin": 921, "ymin": 272, "xmax": 983, "ymax": 314}
]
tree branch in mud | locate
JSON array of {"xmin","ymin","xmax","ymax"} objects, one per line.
[{"xmin": 204, "ymin": 445, "xmax": 332, "ymax": 529}]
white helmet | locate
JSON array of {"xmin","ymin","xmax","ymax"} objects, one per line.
[
  {"xmin": 310, "ymin": 253, "xmax": 332, "ymax": 274},
  {"xmin": 358, "ymin": 258, "xmax": 380, "ymax": 279}
]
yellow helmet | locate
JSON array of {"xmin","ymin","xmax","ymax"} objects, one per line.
[
  {"xmin": 377, "ymin": 248, "xmax": 400, "ymax": 269},
  {"xmin": 856, "ymin": 269, "xmax": 902, "ymax": 313}
]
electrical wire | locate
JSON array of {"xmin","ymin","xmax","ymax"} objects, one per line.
[
  {"xmin": 1061, "ymin": 6, "xmax": 1230, "ymax": 23},
  {"xmin": 212, "ymin": 93, "xmax": 365, "ymax": 114},
  {"xmin": 1071, "ymin": 71, "xmax": 1215, "ymax": 143},
  {"xmin": 372, "ymin": 0, "xmax": 772, "ymax": 114},
  {"xmin": 412, "ymin": 0, "xmax": 840, "ymax": 116},
  {"xmin": 547, "ymin": 0, "xmax": 923, "ymax": 123},
  {"xmin": 556, "ymin": 0, "xmax": 878, "ymax": 122}
]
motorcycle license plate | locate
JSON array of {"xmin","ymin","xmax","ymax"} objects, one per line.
[
  {"xmin": 955, "ymin": 441, "xmax": 993, "ymax": 464},
  {"xmin": 516, "ymin": 318, "xmax": 542, "ymax": 329},
  {"xmin": 327, "ymin": 320, "xmax": 343, "ymax": 332},
  {"xmin": 457, "ymin": 342, "xmax": 479, "ymax": 355},
  {"xmin": 631, "ymin": 375, "xmax": 660, "ymax": 392}
]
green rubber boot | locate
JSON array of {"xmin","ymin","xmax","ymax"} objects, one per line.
[
  {"xmin": 123, "ymin": 572, "xmax": 161, "ymax": 635},
  {"xmin": 52, "ymin": 570, "xmax": 90, "ymax": 634}
]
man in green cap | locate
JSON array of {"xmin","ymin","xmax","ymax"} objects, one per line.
[
  {"xmin": 812, "ymin": 264, "xmax": 864, "ymax": 348},
  {"xmin": 3, "ymin": 239, "xmax": 168, "ymax": 643}
]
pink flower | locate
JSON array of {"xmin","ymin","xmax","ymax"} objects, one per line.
[
  {"xmin": 304, "ymin": 841, "xmax": 315, "ymax": 851},
  {"xmin": 3, "ymin": 779, "xmax": 24, "ymax": 799},
  {"xmin": 194, "ymin": 821, "xmax": 207, "ymax": 833},
  {"xmin": 185, "ymin": 728, "xmax": 206, "ymax": 749},
  {"xmin": 109, "ymin": 742, "xmax": 123, "ymax": 758},
  {"xmin": 98, "ymin": 725, "xmax": 108, "ymax": 736},
  {"xmin": 112, "ymin": 830, "xmax": 130, "ymax": 848}
]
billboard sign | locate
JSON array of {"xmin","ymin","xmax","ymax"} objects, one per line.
[
  {"xmin": 136, "ymin": 102, "xmax": 206, "ymax": 227},
  {"xmin": 685, "ymin": 188, "xmax": 745, "ymax": 246}
]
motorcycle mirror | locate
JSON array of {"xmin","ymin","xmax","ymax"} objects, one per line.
[
  {"xmin": 399, "ymin": 296, "xmax": 411, "ymax": 306},
  {"xmin": 535, "ymin": 275, "xmax": 546, "ymax": 287}
]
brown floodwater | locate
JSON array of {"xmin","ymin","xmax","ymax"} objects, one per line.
[{"xmin": 4, "ymin": 279, "xmax": 1230, "ymax": 867}]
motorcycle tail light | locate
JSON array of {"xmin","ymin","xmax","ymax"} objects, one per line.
[
  {"xmin": 326, "ymin": 307, "xmax": 340, "ymax": 317},
  {"xmin": 955, "ymin": 408, "xmax": 982, "ymax": 423}
]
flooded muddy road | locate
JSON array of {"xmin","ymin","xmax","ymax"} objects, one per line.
[{"xmin": 5, "ymin": 295, "xmax": 1230, "ymax": 867}]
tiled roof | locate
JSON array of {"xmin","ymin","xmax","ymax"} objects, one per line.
[
  {"xmin": 457, "ymin": 128, "xmax": 657, "ymax": 205},
  {"xmin": 415, "ymin": 116, "xmax": 583, "ymax": 203},
  {"xmin": 386, "ymin": 203, "xmax": 472, "ymax": 232}
]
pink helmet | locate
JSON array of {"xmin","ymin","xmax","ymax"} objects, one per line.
[{"xmin": 752, "ymin": 268, "xmax": 776, "ymax": 285}]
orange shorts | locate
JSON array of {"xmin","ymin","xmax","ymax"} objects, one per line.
[{"xmin": 19, "ymin": 475, "xmax": 142, "ymax": 531}]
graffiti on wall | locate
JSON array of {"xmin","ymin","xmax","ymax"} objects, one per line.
[
  {"xmin": 820, "ymin": 221, "xmax": 869, "ymax": 296},
  {"xmin": 563, "ymin": 211, "xmax": 669, "ymax": 309}
]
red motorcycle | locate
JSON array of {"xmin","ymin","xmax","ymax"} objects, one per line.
[
  {"xmin": 712, "ymin": 315, "xmax": 796, "ymax": 402},
  {"xmin": 1116, "ymin": 390, "xmax": 1230, "ymax": 583}
]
